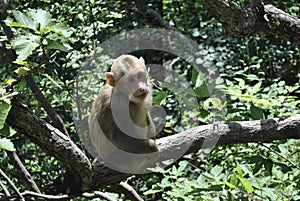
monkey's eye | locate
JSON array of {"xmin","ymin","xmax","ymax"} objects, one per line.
[
  {"xmin": 137, "ymin": 72, "xmax": 144, "ymax": 79},
  {"xmin": 120, "ymin": 71, "xmax": 125, "ymax": 77},
  {"xmin": 128, "ymin": 77, "xmax": 135, "ymax": 83}
]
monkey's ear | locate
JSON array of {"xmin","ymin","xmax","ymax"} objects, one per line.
[
  {"xmin": 106, "ymin": 72, "xmax": 115, "ymax": 86},
  {"xmin": 139, "ymin": 57, "xmax": 145, "ymax": 64}
]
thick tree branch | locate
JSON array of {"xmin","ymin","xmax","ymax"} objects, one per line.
[
  {"xmin": 7, "ymin": 97, "xmax": 300, "ymax": 193},
  {"xmin": 199, "ymin": 0, "xmax": 300, "ymax": 44},
  {"xmin": 6, "ymin": 98, "xmax": 299, "ymax": 192},
  {"xmin": 6, "ymin": 99, "xmax": 93, "ymax": 192},
  {"xmin": 91, "ymin": 114, "xmax": 300, "ymax": 189}
]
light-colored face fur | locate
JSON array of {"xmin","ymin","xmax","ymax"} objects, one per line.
[{"xmin": 111, "ymin": 55, "xmax": 151, "ymax": 105}]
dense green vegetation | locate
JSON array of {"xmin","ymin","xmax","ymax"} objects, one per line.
[{"xmin": 0, "ymin": 0, "xmax": 299, "ymax": 200}]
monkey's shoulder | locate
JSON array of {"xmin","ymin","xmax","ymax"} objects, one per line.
[{"xmin": 94, "ymin": 85, "xmax": 112, "ymax": 106}]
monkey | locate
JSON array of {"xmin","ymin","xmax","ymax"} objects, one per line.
[{"xmin": 88, "ymin": 55, "xmax": 159, "ymax": 173}]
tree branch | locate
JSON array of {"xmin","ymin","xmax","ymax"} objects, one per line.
[
  {"xmin": 91, "ymin": 114, "xmax": 300, "ymax": 189},
  {"xmin": 6, "ymin": 99, "xmax": 93, "ymax": 192},
  {"xmin": 6, "ymin": 76, "xmax": 298, "ymax": 195},
  {"xmin": 199, "ymin": 0, "xmax": 300, "ymax": 45},
  {"xmin": 0, "ymin": 0, "xmax": 69, "ymax": 137},
  {"xmin": 0, "ymin": 168, "xmax": 25, "ymax": 201},
  {"xmin": 0, "ymin": 180, "xmax": 10, "ymax": 197},
  {"xmin": 7, "ymin": 151, "xmax": 41, "ymax": 194},
  {"xmin": 0, "ymin": 190, "xmax": 118, "ymax": 201},
  {"xmin": 6, "ymin": 98, "xmax": 300, "ymax": 192},
  {"xmin": 24, "ymin": 73, "xmax": 69, "ymax": 136},
  {"xmin": 112, "ymin": 181, "xmax": 144, "ymax": 201}
]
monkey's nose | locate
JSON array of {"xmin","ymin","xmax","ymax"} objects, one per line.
[{"xmin": 135, "ymin": 87, "xmax": 148, "ymax": 97}]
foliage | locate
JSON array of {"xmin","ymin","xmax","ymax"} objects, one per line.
[{"xmin": 0, "ymin": 0, "xmax": 299, "ymax": 200}]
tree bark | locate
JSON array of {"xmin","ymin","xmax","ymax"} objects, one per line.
[
  {"xmin": 6, "ymin": 99, "xmax": 93, "ymax": 192},
  {"xmin": 6, "ymin": 98, "xmax": 300, "ymax": 192},
  {"xmin": 199, "ymin": 0, "xmax": 300, "ymax": 45}
]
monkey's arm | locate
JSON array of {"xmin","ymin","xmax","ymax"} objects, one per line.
[
  {"xmin": 109, "ymin": 124, "xmax": 158, "ymax": 154},
  {"xmin": 146, "ymin": 113, "xmax": 156, "ymax": 140}
]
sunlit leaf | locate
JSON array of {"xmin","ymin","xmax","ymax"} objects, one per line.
[
  {"xmin": 0, "ymin": 99, "xmax": 11, "ymax": 130},
  {"xmin": 34, "ymin": 9, "xmax": 52, "ymax": 30},
  {"xmin": 11, "ymin": 35, "xmax": 41, "ymax": 61},
  {"xmin": 238, "ymin": 176, "xmax": 254, "ymax": 193},
  {"xmin": 12, "ymin": 10, "xmax": 37, "ymax": 30},
  {"xmin": 0, "ymin": 138, "xmax": 15, "ymax": 152},
  {"xmin": 14, "ymin": 66, "xmax": 30, "ymax": 76}
]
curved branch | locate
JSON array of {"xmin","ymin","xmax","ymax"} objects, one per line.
[
  {"xmin": 6, "ymin": 98, "xmax": 300, "ymax": 192},
  {"xmin": 6, "ymin": 99, "xmax": 93, "ymax": 192},
  {"xmin": 112, "ymin": 182, "xmax": 144, "ymax": 201},
  {"xmin": 199, "ymin": 0, "xmax": 300, "ymax": 44}
]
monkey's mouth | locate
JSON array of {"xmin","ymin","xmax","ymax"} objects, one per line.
[
  {"xmin": 134, "ymin": 92, "xmax": 147, "ymax": 98},
  {"xmin": 133, "ymin": 89, "xmax": 148, "ymax": 98}
]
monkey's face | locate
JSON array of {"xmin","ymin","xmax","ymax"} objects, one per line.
[{"xmin": 116, "ymin": 70, "xmax": 150, "ymax": 104}]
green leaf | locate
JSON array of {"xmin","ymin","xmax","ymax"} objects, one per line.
[
  {"xmin": 0, "ymin": 138, "xmax": 15, "ymax": 152},
  {"xmin": 144, "ymin": 189, "xmax": 161, "ymax": 195},
  {"xmin": 263, "ymin": 159, "xmax": 273, "ymax": 175},
  {"xmin": 222, "ymin": 181, "xmax": 236, "ymax": 189},
  {"xmin": 12, "ymin": 10, "xmax": 37, "ymax": 30},
  {"xmin": 234, "ymin": 167, "xmax": 243, "ymax": 176},
  {"xmin": 41, "ymin": 73, "xmax": 63, "ymax": 89},
  {"xmin": 45, "ymin": 39, "xmax": 72, "ymax": 52},
  {"xmin": 251, "ymin": 81, "xmax": 262, "ymax": 94},
  {"xmin": 14, "ymin": 66, "xmax": 30, "ymax": 76},
  {"xmin": 246, "ymin": 74, "xmax": 259, "ymax": 81},
  {"xmin": 194, "ymin": 84, "xmax": 210, "ymax": 98},
  {"xmin": 107, "ymin": 11, "xmax": 124, "ymax": 19},
  {"xmin": 11, "ymin": 35, "xmax": 41, "ymax": 61},
  {"xmin": 153, "ymin": 91, "xmax": 168, "ymax": 105},
  {"xmin": 51, "ymin": 24, "xmax": 73, "ymax": 38},
  {"xmin": 238, "ymin": 176, "xmax": 254, "ymax": 193},
  {"xmin": 8, "ymin": 22, "xmax": 34, "ymax": 30},
  {"xmin": 33, "ymin": 9, "xmax": 52, "ymax": 30},
  {"xmin": 13, "ymin": 61, "xmax": 29, "ymax": 67},
  {"xmin": 250, "ymin": 104, "xmax": 264, "ymax": 120},
  {"xmin": 234, "ymin": 78, "xmax": 245, "ymax": 88},
  {"xmin": 0, "ymin": 125, "xmax": 17, "ymax": 137},
  {"xmin": 0, "ymin": 99, "xmax": 11, "ymax": 130}
]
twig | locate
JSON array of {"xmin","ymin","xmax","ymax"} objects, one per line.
[
  {"xmin": 24, "ymin": 73, "xmax": 69, "ymax": 137},
  {"xmin": 82, "ymin": 191, "xmax": 118, "ymax": 201},
  {"xmin": 0, "ymin": 191, "xmax": 72, "ymax": 201},
  {"xmin": 0, "ymin": 168, "xmax": 25, "ymax": 201},
  {"xmin": 261, "ymin": 143, "xmax": 300, "ymax": 170},
  {"xmin": 7, "ymin": 151, "xmax": 41, "ymax": 193},
  {"xmin": 0, "ymin": 190, "xmax": 118, "ymax": 201},
  {"xmin": 112, "ymin": 181, "xmax": 144, "ymax": 201},
  {"xmin": 3, "ymin": 92, "xmax": 19, "ymax": 99},
  {"xmin": 0, "ymin": 180, "xmax": 10, "ymax": 196}
]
